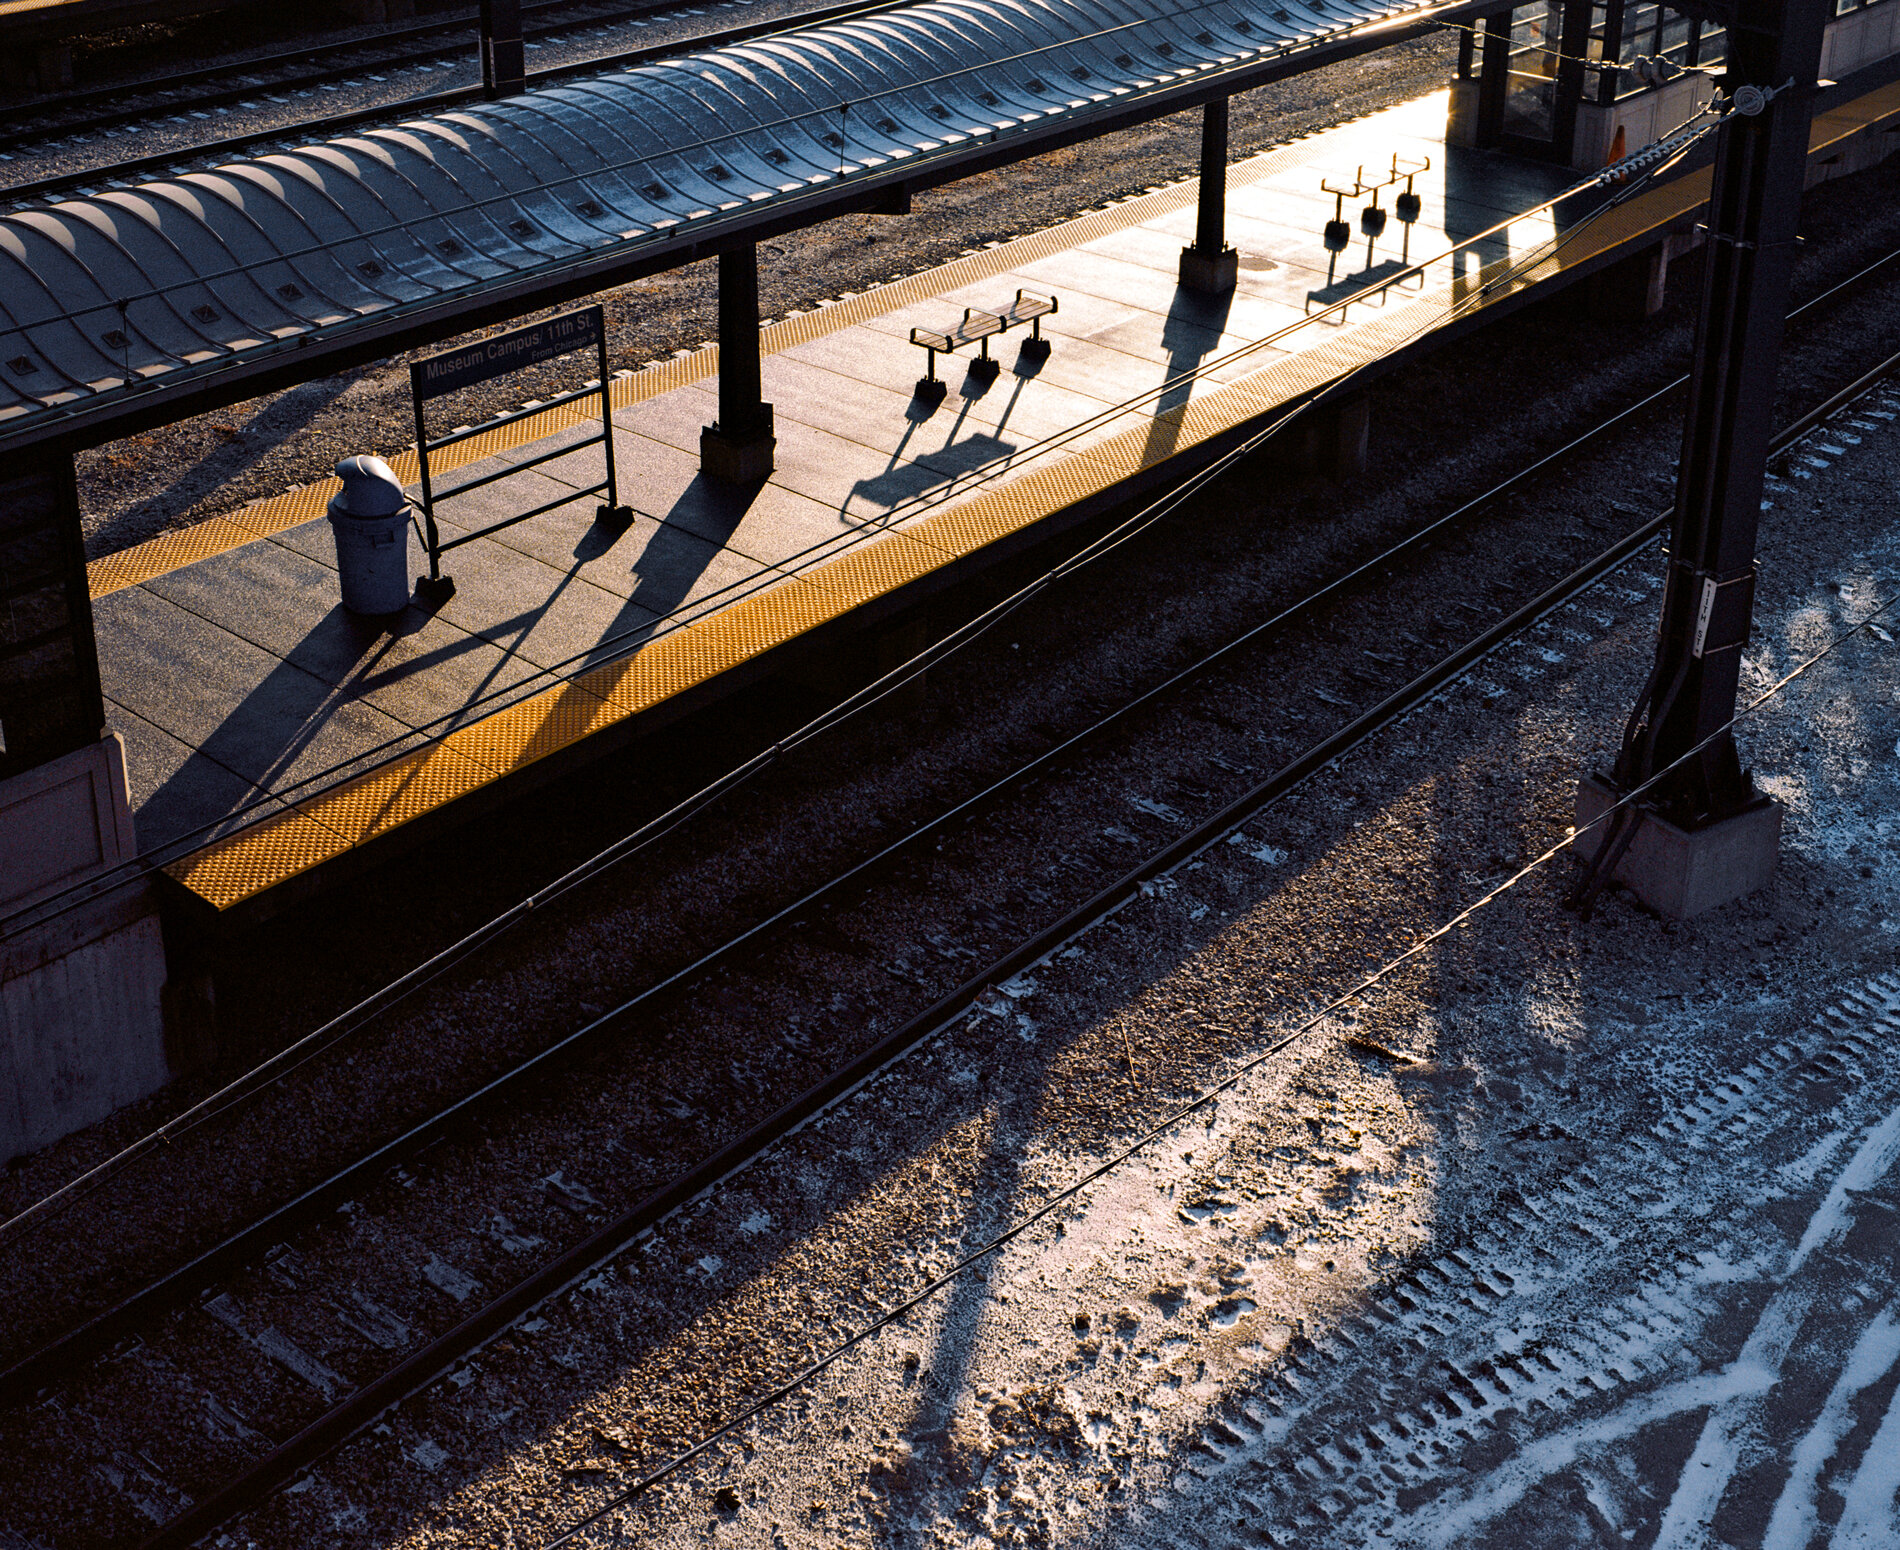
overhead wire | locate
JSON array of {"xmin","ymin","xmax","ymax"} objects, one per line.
[
  {"xmin": 0, "ymin": 112, "xmax": 1720, "ymax": 1249},
  {"xmin": 536, "ymin": 558, "xmax": 1900, "ymax": 1550},
  {"xmin": 0, "ymin": 94, "xmax": 1722, "ymax": 952}
]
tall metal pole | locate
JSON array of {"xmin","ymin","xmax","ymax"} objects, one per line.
[
  {"xmin": 1613, "ymin": 0, "xmax": 1827, "ymax": 824},
  {"xmin": 480, "ymin": 0, "xmax": 525, "ymax": 100}
]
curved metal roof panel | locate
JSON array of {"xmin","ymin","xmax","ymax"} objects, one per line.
[{"xmin": 0, "ymin": 0, "xmax": 1442, "ymax": 432}]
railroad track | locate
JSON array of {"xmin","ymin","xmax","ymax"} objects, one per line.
[
  {"xmin": 1150, "ymin": 965, "xmax": 1900, "ymax": 1548},
  {"xmin": 0, "ymin": 0, "xmax": 652, "ymax": 140},
  {"xmin": 3, "ymin": 253, "xmax": 1898, "ymax": 1549},
  {"xmin": 0, "ymin": 0, "xmax": 883, "ymax": 205}
]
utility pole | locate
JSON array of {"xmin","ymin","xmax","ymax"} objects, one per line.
[
  {"xmin": 1574, "ymin": 0, "xmax": 1828, "ymax": 919},
  {"xmin": 480, "ymin": 0, "xmax": 525, "ymax": 100}
]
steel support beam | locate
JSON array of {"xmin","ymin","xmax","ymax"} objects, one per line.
[
  {"xmin": 480, "ymin": 0, "xmax": 525, "ymax": 100},
  {"xmin": 700, "ymin": 244, "xmax": 776, "ymax": 483},
  {"xmin": 1180, "ymin": 97, "xmax": 1239, "ymax": 294},
  {"xmin": 1618, "ymin": 0, "xmax": 1827, "ymax": 818},
  {"xmin": 1575, "ymin": 0, "xmax": 1826, "ymax": 917}
]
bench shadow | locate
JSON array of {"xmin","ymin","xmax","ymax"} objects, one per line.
[
  {"xmin": 838, "ymin": 355, "xmax": 1046, "ymax": 527},
  {"xmin": 1304, "ymin": 256, "xmax": 1412, "ymax": 316}
]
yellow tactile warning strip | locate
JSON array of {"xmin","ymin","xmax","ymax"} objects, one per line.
[
  {"xmin": 164, "ymin": 810, "xmax": 353, "ymax": 914},
  {"xmin": 794, "ymin": 529, "xmax": 956, "ymax": 606},
  {"xmin": 86, "ymin": 128, "xmax": 1329, "ymax": 602},
  {"xmin": 83, "ymin": 79, "xmax": 1900, "ymax": 605},
  {"xmin": 159, "ymin": 85, "xmax": 1900, "ymax": 910},
  {"xmin": 574, "ymin": 628, "xmax": 722, "ymax": 717}
]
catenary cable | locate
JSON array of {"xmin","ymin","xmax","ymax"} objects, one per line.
[
  {"xmin": 537, "ymin": 557, "xmax": 1900, "ymax": 1550},
  {"xmin": 0, "ymin": 123, "xmax": 1774, "ymax": 1256}
]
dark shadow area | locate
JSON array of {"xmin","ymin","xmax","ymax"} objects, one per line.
[
  {"xmin": 133, "ymin": 545, "xmax": 616, "ymax": 851},
  {"xmin": 840, "ymin": 363, "xmax": 1027, "ymax": 523},
  {"xmin": 1140, "ymin": 280, "xmax": 1236, "ymax": 466},
  {"xmin": 1305, "ymin": 256, "xmax": 1413, "ymax": 313}
]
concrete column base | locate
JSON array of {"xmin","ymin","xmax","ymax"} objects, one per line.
[
  {"xmin": 1587, "ymin": 242, "xmax": 1669, "ymax": 322},
  {"xmin": 1268, "ymin": 393, "xmax": 1370, "ymax": 481},
  {"xmin": 1179, "ymin": 245, "xmax": 1239, "ymax": 295},
  {"xmin": 2, "ymin": 735, "xmax": 171, "ymax": 1161},
  {"xmin": 1574, "ymin": 774, "xmax": 1782, "ymax": 919},
  {"xmin": 700, "ymin": 408, "xmax": 776, "ymax": 484}
]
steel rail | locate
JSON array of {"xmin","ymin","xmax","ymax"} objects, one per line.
[
  {"xmin": 5, "ymin": 237, "xmax": 1898, "ymax": 1429},
  {"xmin": 0, "ymin": 0, "xmax": 808, "ymax": 148},
  {"xmin": 135, "ymin": 463, "xmax": 1694, "ymax": 1550},
  {"xmin": 0, "ymin": 0, "xmax": 569, "ymax": 139},
  {"xmin": 54, "ymin": 336, "xmax": 1900, "ymax": 1550},
  {"xmin": 0, "ymin": 145, "xmax": 1648, "ymax": 949},
  {"xmin": 0, "ymin": 0, "xmax": 903, "ymax": 207}
]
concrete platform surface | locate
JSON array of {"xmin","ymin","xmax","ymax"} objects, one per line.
[{"xmin": 82, "ymin": 80, "xmax": 1900, "ymax": 914}]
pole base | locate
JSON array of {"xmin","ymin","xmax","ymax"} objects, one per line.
[
  {"xmin": 914, "ymin": 377, "xmax": 948, "ymax": 405},
  {"xmin": 1573, "ymin": 775, "xmax": 1782, "ymax": 919},
  {"xmin": 416, "ymin": 573, "xmax": 457, "ymax": 606},
  {"xmin": 595, "ymin": 504, "xmax": 636, "ymax": 532},
  {"xmin": 700, "ymin": 408, "xmax": 776, "ymax": 484},
  {"xmin": 1179, "ymin": 245, "xmax": 1239, "ymax": 295}
]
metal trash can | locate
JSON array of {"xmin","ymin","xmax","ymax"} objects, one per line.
[{"xmin": 326, "ymin": 455, "xmax": 414, "ymax": 615}]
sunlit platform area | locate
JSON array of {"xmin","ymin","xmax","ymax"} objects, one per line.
[{"xmin": 86, "ymin": 81, "xmax": 1900, "ymax": 920}]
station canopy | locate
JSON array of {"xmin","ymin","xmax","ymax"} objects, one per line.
[{"xmin": 0, "ymin": 0, "xmax": 1468, "ymax": 442}]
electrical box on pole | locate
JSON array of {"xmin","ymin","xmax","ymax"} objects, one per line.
[{"xmin": 1572, "ymin": 0, "xmax": 1827, "ymax": 919}]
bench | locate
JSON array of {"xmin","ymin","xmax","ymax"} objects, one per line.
[{"xmin": 910, "ymin": 289, "xmax": 1057, "ymax": 401}]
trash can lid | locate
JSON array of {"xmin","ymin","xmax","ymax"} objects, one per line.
[{"xmin": 333, "ymin": 454, "xmax": 408, "ymax": 516}]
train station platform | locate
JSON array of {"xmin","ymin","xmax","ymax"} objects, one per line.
[{"xmin": 87, "ymin": 79, "xmax": 1900, "ymax": 922}]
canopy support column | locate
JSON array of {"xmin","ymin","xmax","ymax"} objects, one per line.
[
  {"xmin": 701, "ymin": 244, "xmax": 777, "ymax": 484},
  {"xmin": 1571, "ymin": 0, "xmax": 1827, "ymax": 919},
  {"xmin": 1180, "ymin": 97, "xmax": 1238, "ymax": 294},
  {"xmin": 481, "ymin": 0, "xmax": 525, "ymax": 99}
]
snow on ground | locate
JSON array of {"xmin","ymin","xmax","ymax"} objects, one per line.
[{"xmin": 363, "ymin": 401, "xmax": 1900, "ymax": 1550}]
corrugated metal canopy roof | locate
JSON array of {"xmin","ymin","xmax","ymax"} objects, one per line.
[{"xmin": 0, "ymin": 0, "xmax": 1459, "ymax": 439}]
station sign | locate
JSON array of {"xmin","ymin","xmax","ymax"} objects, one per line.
[{"xmin": 410, "ymin": 305, "xmax": 605, "ymax": 401}]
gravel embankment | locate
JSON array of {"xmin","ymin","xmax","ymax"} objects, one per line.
[
  {"xmin": 11, "ymin": 171, "xmax": 1900, "ymax": 1550},
  {"xmin": 10, "ymin": 113, "xmax": 1900, "ymax": 1364},
  {"xmin": 6, "ymin": 115, "xmax": 1900, "ymax": 1550}
]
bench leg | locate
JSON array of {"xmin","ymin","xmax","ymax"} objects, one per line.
[{"xmin": 915, "ymin": 347, "xmax": 947, "ymax": 403}]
